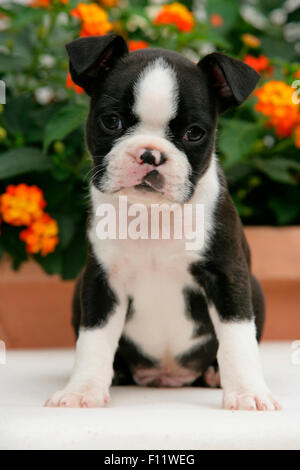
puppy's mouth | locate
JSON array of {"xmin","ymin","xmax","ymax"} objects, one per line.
[{"xmin": 134, "ymin": 170, "xmax": 165, "ymax": 193}]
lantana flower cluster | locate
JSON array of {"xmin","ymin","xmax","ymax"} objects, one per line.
[
  {"xmin": 154, "ymin": 2, "xmax": 195, "ymax": 32},
  {"xmin": 0, "ymin": 184, "xmax": 59, "ymax": 256},
  {"xmin": 255, "ymin": 81, "xmax": 300, "ymax": 148}
]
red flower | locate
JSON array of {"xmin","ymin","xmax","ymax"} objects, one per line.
[
  {"xmin": 244, "ymin": 54, "xmax": 273, "ymax": 75},
  {"xmin": 210, "ymin": 14, "xmax": 223, "ymax": 27},
  {"xmin": 66, "ymin": 72, "xmax": 84, "ymax": 94},
  {"xmin": 128, "ymin": 40, "xmax": 149, "ymax": 52}
]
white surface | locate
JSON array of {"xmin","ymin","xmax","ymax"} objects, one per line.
[{"xmin": 0, "ymin": 342, "xmax": 299, "ymax": 450}]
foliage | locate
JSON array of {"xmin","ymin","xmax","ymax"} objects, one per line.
[{"xmin": 0, "ymin": 0, "xmax": 299, "ymax": 278}]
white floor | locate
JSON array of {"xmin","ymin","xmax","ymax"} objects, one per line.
[{"xmin": 0, "ymin": 342, "xmax": 299, "ymax": 450}]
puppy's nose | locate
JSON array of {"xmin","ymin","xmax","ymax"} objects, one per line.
[{"xmin": 137, "ymin": 148, "xmax": 166, "ymax": 166}]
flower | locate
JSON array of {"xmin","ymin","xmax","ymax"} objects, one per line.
[
  {"xmin": 154, "ymin": 2, "xmax": 194, "ymax": 32},
  {"xmin": 244, "ymin": 54, "xmax": 273, "ymax": 75},
  {"xmin": 210, "ymin": 14, "xmax": 223, "ymax": 27},
  {"xmin": 0, "ymin": 184, "xmax": 46, "ymax": 227},
  {"xmin": 255, "ymin": 81, "xmax": 300, "ymax": 144},
  {"xmin": 20, "ymin": 213, "xmax": 59, "ymax": 256},
  {"xmin": 128, "ymin": 40, "xmax": 149, "ymax": 52},
  {"xmin": 242, "ymin": 34, "xmax": 261, "ymax": 48},
  {"xmin": 70, "ymin": 3, "xmax": 112, "ymax": 37},
  {"xmin": 0, "ymin": 126, "xmax": 7, "ymax": 140},
  {"xmin": 294, "ymin": 70, "xmax": 300, "ymax": 79},
  {"xmin": 66, "ymin": 72, "xmax": 84, "ymax": 94},
  {"xmin": 98, "ymin": 0, "xmax": 117, "ymax": 7}
]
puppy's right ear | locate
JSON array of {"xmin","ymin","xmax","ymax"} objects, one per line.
[{"xmin": 65, "ymin": 34, "xmax": 128, "ymax": 95}]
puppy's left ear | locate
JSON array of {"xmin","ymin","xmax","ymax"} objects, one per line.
[
  {"xmin": 198, "ymin": 52, "xmax": 260, "ymax": 113},
  {"xmin": 65, "ymin": 34, "xmax": 128, "ymax": 95}
]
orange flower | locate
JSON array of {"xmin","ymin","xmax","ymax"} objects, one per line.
[
  {"xmin": 128, "ymin": 40, "xmax": 149, "ymax": 52},
  {"xmin": 20, "ymin": 213, "xmax": 59, "ymax": 256},
  {"xmin": 98, "ymin": 0, "xmax": 117, "ymax": 7},
  {"xmin": 0, "ymin": 184, "xmax": 46, "ymax": 227},
  {"xmin": 244, "ymin": 54, "xmax": 273, "ymax": 75},
  {"xmin": 294, "ymin": 70, "xmax": 300, "ymax": 79},
  {"xmin": 242, "ymin": 34, "xmax": 261, "ymax": 48},
  {"xmin": 154, "ymin": 2, "xmax": 194, "ymax": 33},
  {"xmin": 210, "ymin": 14, "xmax": 223, "ymax": 27},
  {"xmin": 71, "ymin": 3, "xmax": 112, "ymax": 37},
  {"xmin": 255, "ymin": 81, "xmax": 300, "ymax": 142},
  {"xmin": 66, "ymin": 72, "xmax": 84, "ymax": 94}
]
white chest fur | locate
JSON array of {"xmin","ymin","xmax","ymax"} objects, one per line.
[{"xmin": 88, "ymin": 157, "xmax": 220, "ymax": 364}]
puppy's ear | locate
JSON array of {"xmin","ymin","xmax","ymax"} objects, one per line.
[
  {"xmin": 198, "ymin": 52, "xmax": 260, "ymax": 113},
  {"xmin": 65, "ymin": 34, "xmax": 128, "ymax": 95}
]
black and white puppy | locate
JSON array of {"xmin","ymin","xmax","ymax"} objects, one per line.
[{"xmin": 46, "ymin": 34, "xmax": 280, "ymax": 411}]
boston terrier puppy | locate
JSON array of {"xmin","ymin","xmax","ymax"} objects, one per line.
[{"xmin": 46, "ymin": 34, "xmax": 280, "ymax": 411}]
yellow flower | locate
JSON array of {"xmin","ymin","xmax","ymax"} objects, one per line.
[
  {"xmin": 0, "ymin": 126, "xmax": 7, "ymax": 140},
  {"xmin": 242, "ymin": 34, "xmax": 261, "ymax": 48}
]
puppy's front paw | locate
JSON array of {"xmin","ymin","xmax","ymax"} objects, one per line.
[
  {"xmin": 45, "ymin": 383, "xmax": 110, "ymax": 408},
  {"xmin": 223, "ymin": 389, "xmax": 281, "ymax": 411}
]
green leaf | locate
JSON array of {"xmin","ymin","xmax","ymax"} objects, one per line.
[
  {"xmin": 36, "ymin": 251, "xmax": 62, "ymax": 276},
  {"xmin": 253, "ymin": 157, "xmax": 300, "ymax": 184},
  {"xmin": 206, "ymin": 0, "xmax": 239, "ymax": 32},
  {"xmin": 61, "ymin": 231, "xmax": 86, "ymax": 280},
  {"xmin": 0, "ymin": 224, "xmax": 28, "ymax": 268},
  {"xmin": 0, "ymin": 147, "xmax": 52, "ymax": 179},
  {"xmin": 269, "ymin": 197, "xmax": 300, "ymax": 225},
  {"xmin": 55, "ymin": 214, "xmax": 75, "ymax": 249},
  {"xmin": 218, "ymin": 120, "xmax": 260, "ymax": 168},
  {"xmin": 0, "ymin": 53, "xmax": 29, "ymax": 72},
  {"xmin": 10, "ymin": 7, "xmax": 45, "ymax": 29},
  {"xmin": 3, "ymin": 96, "xmax": 36, "ymax": 135},
  {"xmin": 44, "ymin": 105, "xmax": 88, "ymax": 151}
]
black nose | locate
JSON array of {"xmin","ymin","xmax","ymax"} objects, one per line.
[{"xmin": 140, "ymin": 149, "xmax": 166, "ymax": 166}]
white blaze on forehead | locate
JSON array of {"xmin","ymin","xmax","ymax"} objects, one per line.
[{"xmin": 133, "ymin": 58, "xmax": 178, "ymax": 129}]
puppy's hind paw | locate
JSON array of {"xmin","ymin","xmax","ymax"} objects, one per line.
[
  {"xmin": 45, "ymin": 384, "xmax": 110, "ymax": 408},
  {"xmin": 223, "ymin": 390, "xmax": 281, "ymax": 411}
]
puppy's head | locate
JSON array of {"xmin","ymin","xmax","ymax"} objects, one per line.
[{"xmin": 66, "ymin": 34, "xmax": 260, "ymax": 203}]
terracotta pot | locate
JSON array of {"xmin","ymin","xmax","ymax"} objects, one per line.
[{"xmin": 0, "ymin": 227, "xmax": 299, "ymax": 348}]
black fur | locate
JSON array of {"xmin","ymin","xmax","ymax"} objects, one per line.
[{"xmin": 68, "ymin": 34, "xmax": 264, "ymax": 387}]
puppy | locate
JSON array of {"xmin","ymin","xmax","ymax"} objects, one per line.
[{"xmin": 46, "ymin": 34, "xmax": 280, "ymax": 411}]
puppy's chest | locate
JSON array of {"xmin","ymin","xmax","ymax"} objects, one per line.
[{"xmin": 100, "ymin": 238, "xmax": 205, "ymax": 360}]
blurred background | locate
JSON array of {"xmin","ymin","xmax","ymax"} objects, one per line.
[{"xmin": 0, "ymin": 0, "xmax": 299, "ymax": 348}]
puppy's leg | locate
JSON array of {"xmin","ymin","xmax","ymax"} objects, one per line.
[
  {"xmin": 46, "ymin": 258, "xmax": 126, "ymax": 408},
  {"xmin": 209, "ymin": 307, "xmax": 281, "ymax": 411}
]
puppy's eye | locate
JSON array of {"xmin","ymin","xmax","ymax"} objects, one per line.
[
  {"xmin": 183, "ymin": 125, "xmax": 205, "ymax": 142},
  {"xmin": 100, "ymin": 115, "xmax": 122, "ymax": 132}
]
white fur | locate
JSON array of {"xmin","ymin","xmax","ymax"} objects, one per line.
[
  {"xmin": 46, "ymin": 304, "xmax": 127, "ymax": 408},
  {"xmin": 81, "ymin": 157, "xmax": 220, "ymax": 389},
  {"xmin": 99, "ymin": 59, "xmax": 191, "ymax": 202},
  {"xmin": 209, "ymin": 305, "xmax": 281, "ymax": 411},
  {"xmin": 133, "ymin": 58, "xmax": 178, "ymax": 130}
]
